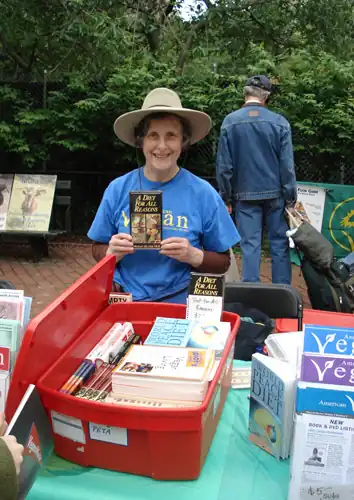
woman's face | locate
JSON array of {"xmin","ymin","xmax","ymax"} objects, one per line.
[{"xmin": 142, "ymin": 116, "xmax": 183, "ymax": 172}]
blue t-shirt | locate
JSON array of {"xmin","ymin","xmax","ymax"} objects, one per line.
[{"xmin": 87, "ymin": 168, "xmax": 240, "ymax": 303}]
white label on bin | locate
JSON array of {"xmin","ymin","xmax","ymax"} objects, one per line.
[
  {"xmin": 51, "ymin": 411, "xmax": 86, "ymax": 444},
  {"xmin": 88, "ymin": 423, "xmax": 128, "ymax": 446}
]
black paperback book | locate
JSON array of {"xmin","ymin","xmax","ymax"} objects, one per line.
[
  {"xmin": 6, "ymin": 384, "xmax": 54, "ymax": 500},
  {"xmin": 187, "ymin": 272, "xmax": 225, "ymax": 297},
  {"xmin": 129, "ymin": 190, "xmax": 163, "ymax": 249}
]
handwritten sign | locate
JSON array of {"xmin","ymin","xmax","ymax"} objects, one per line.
[
  {"xmin": 301, "ymin": 484, "xmax": 354, "ymax": 499},
  {"xmin": 89, "ymin": 423, "xmax": 128, "ymax": 446}
]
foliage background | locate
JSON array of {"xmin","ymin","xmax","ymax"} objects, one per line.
[{"xmin": 0, "ymin": 0, "xmax": 353, "ymax": 232}]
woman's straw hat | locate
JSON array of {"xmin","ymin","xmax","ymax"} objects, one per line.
[{"xmin": 114, "ymin": 88, "xmax": 212, "ymax": 146}]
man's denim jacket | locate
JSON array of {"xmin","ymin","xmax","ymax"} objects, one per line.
[{"xmin": 216, "ymin": 103, "xmax": 297, "ymax": 204}]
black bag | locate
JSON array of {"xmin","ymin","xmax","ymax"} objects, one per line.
[
  {"xmin": 224, "ymin": 302, "xmax": 274, "ymax": 360},
  {"xmin": 301, "ymin": 258, "xmax": 354, "ymax": 313},
  {"xmin": 291, "ymin": 220, "xmax": 334, "ymax": 269}
]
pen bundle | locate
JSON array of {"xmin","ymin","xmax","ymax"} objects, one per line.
[
  {"xmin": 76, "ymin": 334, "xmax": 141, "ymax": 402},
  {"xmin": 60, "ymin": 321, "xmax": 141, "ymax": 398}
]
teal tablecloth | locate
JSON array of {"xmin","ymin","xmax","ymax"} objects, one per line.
[{"xmin": 28, "ymin": 362, "xmax": 290, "ymax": 500}]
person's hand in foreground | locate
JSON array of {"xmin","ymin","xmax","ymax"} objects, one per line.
[{"xmin": 0, "ymin": 412, "xmax": 24, "ymax": 475}]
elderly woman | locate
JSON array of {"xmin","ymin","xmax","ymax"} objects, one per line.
[{"xmin": 88, "ymin": 88, "xmax": 240, "ymax": 303}]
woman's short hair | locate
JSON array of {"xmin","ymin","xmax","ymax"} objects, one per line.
[{"xmin": 134, "ymin": 112, "xmax": 191, "ymax": 151}]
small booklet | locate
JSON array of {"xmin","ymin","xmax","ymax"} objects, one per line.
[
  {"xmin": 129, "ymin": 190, "xmax": 162, "ymax": 249},
  {"xmin": 5, "ymin": 384, "xmax": 54, "ymax": 500}
]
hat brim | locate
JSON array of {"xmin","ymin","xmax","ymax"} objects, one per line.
[{"xmin": 113, "ymin": 107, "xmax": 212, "ymax": 146}]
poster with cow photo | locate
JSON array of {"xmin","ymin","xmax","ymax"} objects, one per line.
[{"xmin": 5, "ymin": 174, "xmax": 57, "ymax": 232}]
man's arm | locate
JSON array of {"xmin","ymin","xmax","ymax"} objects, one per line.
[
  {"xmin": 216, "ymin": 128, "xmax": 234, "ymax": 209},
  {"xmin": 279, "ymin": 125, "xmax": 297, "ymax": 204}
]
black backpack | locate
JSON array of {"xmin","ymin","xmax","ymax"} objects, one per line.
[
  {"xmin": 301, "ymin": 258, "xmax": 354, "ymax": 314},
  {"xmin": 223, "ymin": 302, "xmax": 274, "ymax": 360},
  {"xmin": 290, "ymin": 220, "xmax": 354, "ymax": 314}
]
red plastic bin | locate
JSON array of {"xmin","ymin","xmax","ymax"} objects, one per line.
[
  {"xmin": 6, "ymin": 255, "xmax": 240, "ymax": 481},
  {"xmin": 276, "ymin": 308, "xmax": 354, "ymax": 333}
]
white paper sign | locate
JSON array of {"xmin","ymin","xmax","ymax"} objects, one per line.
[
  {"xmin": 289, "ymin": 184, "xmax": 327, "ymax": 247},
  {"xmin": 51, "ymin": 411, "xmax": 86, "ymax": 444},
  {"xmin": 297, "ymin": 184, "xmax": 326, "ymax": 231},
  {"xmin": 89, "ymin": 422, "xmax": 128, "ymax": 446},
  {"xmin": 289, "ymin": 413, "xmax": 354, "ymax": 500}
]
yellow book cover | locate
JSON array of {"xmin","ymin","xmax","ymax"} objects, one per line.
[{"xmin": 5, "ymin": 174, "xmax": 57, "ymax": 232}]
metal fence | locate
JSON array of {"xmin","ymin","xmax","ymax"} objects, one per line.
[{"xmin": 1, "ymin": 79, "xmax": 353, "ymax": 234}]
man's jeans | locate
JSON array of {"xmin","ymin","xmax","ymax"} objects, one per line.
[{"xmin": 235, "ymin": 198, "xmax": 291, "ymax": 284}]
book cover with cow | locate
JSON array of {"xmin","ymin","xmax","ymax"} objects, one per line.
[
  {"xmin": 0, "ymin": 173, "xmax": 14, "ymax": 230},
  {"xmin": 5, "ymin": 384, "xmax": 54, "ymax": 499},
  {"xmin": 5, "ymin": 174, "xmax": 57, "ymax": 232}
]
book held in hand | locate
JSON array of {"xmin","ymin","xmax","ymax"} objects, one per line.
[
  {"xmin": 5, "ymin": 384, "xmax": 54, "ymax": 500},
  {"xmin": 129, "ymin": 190, "xmax": 162, "ymax": 249}
]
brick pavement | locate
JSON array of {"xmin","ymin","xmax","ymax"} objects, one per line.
[{"xmin": 0, "ymin": 242, "xmax": 310, "ymax": 319}]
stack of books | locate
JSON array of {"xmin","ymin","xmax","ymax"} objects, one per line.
[
  {"xmin": 288, "ymin": 324, "xmax": 354, "ymax": 499},
  {"xmin": 110, "ymin": 344, "xmax": 215, "ymax": 406}
]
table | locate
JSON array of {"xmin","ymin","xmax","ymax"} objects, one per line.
[
  {"xmin": 28, "ymin": 363, "xmax": 290, "ymax": 500},
  {"xmin": 276, "ymin": 308, "xmax": 354, "ymax": 333}
]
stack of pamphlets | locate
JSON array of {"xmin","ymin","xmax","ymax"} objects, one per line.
[{"xmin": 288, "ymin": 324, "xmax": 354, "ymax": 499}]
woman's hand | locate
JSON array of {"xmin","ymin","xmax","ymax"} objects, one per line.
[
  {"xmin": 0, "ymin": 413, "xmax": 24, "ymax": 476},
  {"xmin": 106, "ymin": 233, "xmax": 135, "ymax": 262},
  {"xmin": 0, "ymin": 436, "xmax": 24, "ymax": 475},
  {"xmin": 0, "ymin": 412, "xmax": 7, "ymax": 436},
  {"xmin": 160, "ymin": 238, "xmax": 204, "ymax": 267}
]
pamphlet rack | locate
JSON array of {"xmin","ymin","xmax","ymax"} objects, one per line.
[{"xmin": 6, "ymin": 255, "xmax": 241, "ymax": 480}]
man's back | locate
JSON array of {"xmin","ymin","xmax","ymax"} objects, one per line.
[
  {"xmin": 216, "ymin": 74, "xmax": 296, "ymax": 285},
  {"xmin": 218, "ymin": 104, "xmax": 292, "ymax": 201}
]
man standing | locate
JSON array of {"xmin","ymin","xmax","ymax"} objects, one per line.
[{"xmin": 216, "ymin": 75, "xmax": 297, "ymax": 284}]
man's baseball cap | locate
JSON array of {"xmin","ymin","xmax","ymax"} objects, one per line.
[{"xmin": 246, "ymin": 75, "xmax": 272, "ymax": 92}]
